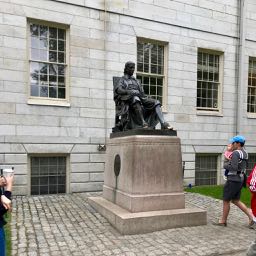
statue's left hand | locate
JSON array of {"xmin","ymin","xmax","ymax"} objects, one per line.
[{"xmin": 130, "ymin": 90, "xmax": 140, "ymax": 96}]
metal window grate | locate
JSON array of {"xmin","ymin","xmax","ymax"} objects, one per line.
[
  {"xmin": 29, "ymin": 23, "xmax": 66, "ymax": 99},
  {"xmin": 197, "ymin": 51, "xmax": 220, "ymax": 111},
  {"xmin": 247, "ymin": 154, "xmax": 256, "ymax": 176},
  {"xmin": 31, "ymin": 156, "xmax": 66, "ymax": 195},
  {"xmin": 195, "ymin": 155, "xmax": 218, "ymax": 186},
  {"xmin": 247, "ymin": 58, "xmax": 256, "ymax": 113},
  {"xmin": 137, "ymin": 41, "xmax": 165, "ymax": 104}
]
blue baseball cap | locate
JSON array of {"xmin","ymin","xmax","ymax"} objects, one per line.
[{"xmin": 230, "ymin": 135, "xmax": 245, "ymax": 144}]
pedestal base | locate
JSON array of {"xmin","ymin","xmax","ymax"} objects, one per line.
[{"xmin": 88, "ymin": 196, "xmax": 207, "ymax": 235}]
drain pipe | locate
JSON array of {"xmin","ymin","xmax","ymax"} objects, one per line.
[
  {"xmin": 103, "ymin": 0, "xmax": 108, "ymax": 143},
  {"xmin": 236, "ymin": 0, "xmax": 246, "ymax": 135}
]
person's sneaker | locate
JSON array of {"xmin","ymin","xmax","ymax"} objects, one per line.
[{"xmin": 249, "ymin": 220, "xmax": 256, "ymax": 229}]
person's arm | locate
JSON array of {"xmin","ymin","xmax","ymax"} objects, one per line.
[
  {"xmin": 224, "ymin": 151, "xmax": 239, "ymax": 172},
  {"xmin": 1, "ymin": 176, "xmax": 13, "ymax": 211}
]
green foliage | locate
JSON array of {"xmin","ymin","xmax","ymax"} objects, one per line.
[{"xmin": 185, "ymin": 185, "xmax": 251, "ymax": 207}]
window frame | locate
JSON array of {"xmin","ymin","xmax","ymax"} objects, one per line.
[
  {"xmin": 28, "ymin": 154, "xmax": 70, "ymax": 195},
  {"xmin": 136, "ymin": 38, "xmax": 168, "ymax": 110},
  {"xmin": 247, "ymin": 57, "xmax": 256, "ymax": 115},
  {"xmin": 27, "ymin": 19, "xmax": 70, "ymax": 107},
  {"xmin": 196, "ymin": 48, "xmax": 224, "ymax": 115}
]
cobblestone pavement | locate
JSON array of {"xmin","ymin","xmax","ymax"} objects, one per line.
[{"xmin": 10, "ymin": 192, "xmax": 255, "ymax": 256}]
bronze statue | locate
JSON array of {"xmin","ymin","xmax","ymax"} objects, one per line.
[{"xmin": 113, "ymin": 61, "xmax": 172, "ymax": 132}]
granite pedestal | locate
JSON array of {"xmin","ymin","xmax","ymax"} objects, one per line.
[{"xmin": 89, "ymin": 130, "xmax": 207, "ymax": 234}]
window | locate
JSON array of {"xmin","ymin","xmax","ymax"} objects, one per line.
[
  {"xmin": 195, "ymin": 154, "xmax": 218, "ymax": 186},
  {"xmin": 137, "ymin": 40, "xmax": 166, "ymax": 105},
  {"xmin": 197, "ymin": 50, "xmax": 222, "ymax": 111},
  {"xmin": 247, "ymin": 58, "xmax": 256, "ymax": 113},
  {"xmin": 31, "ymin": 156, "xmax": 66, "ymax": 195},
  {"xmin": 29, "ymin": 21, "xmax": 67, "ymax": 101}
]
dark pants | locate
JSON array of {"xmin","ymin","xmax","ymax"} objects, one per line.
[{"xmin": 0, "ymin": 227, "xmax": 5, "ymax": 256}]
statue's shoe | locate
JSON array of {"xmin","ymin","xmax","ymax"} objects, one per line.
[
  {"xmin": 142, "ymin": 122, "xmax": 149, "ymax": 128},
  {"xmin": 161, "ymin": 122, "xmax": 173, "ymax": 130}
]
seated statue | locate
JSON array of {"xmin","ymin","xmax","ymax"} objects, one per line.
[{"xmin": 113, "ymin": 61, "xmax": 173, "ymax": 132}]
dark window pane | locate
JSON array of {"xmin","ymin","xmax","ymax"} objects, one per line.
[
  {"xmin": 49, "ymin": 27, "xmax": 57, "ymax": 39},
  {"xmin": 40, "ymin": 177, "xmax": 48, "ymax": 185},
  {"xmin": 49, "ymin": 176, "xmax": 57, "ymax": 185},
  {"xmin": 150, "ymin": 77, "xmax": 156, "ymax": 85},
  {"xmin": 49, "ymin": 166, "xmax": 57, "ymax": 175},
  {"xmin": 49, "ymin": 186, "xmax": 57, "ymax": 194},
  {"xmin": 150, "ymin": 85, "xmax": 156, "ymax": 95},
  {"xmin": 58, "ymin": 76, "xmax": 65, "ymax": 84},
  {"xmin": 137, "ymin": 63, "xmax": 143, "ymax": 72},
  {"xmin": 58, "ymin": 176, "xmax": 66, "ymax": 185},
  {"xmin": 58, "ymin": 157, "xmax": 66, "ymax": 165},
  {"xmin": 40, "ymin": 166, "xmax": 48, "ymax": 175},
  {"xmin": 58, "ymin": 52, "xmax": 65, "ymax": 63},
  {"xmin": 58, "ymin": 29, "xmax": 65, "ymax": 40},
  {"xmin": 49, "ymin": 39, "xmax": 57, "ymax": 50},
  {"xmin": 58, "ymin": 65, "xmax": 65, "ymax": 76},
  {"xmin": 58, "ymin": 88, "xmax": 65, "ymax": 98},
  {"xmin": 151, "ymin": 64, "xmax": 157, "ymax": 74},
  {"xmin": 31, "ymin": 177, "xmax": 39, "ymax": 186},
  {"xmin": 49, "ymin": 75, "xmax": 57, "ymax": 82},
  {"xmin": 31, "ymin": 158, "xmax": 40, "ymax": 167},
  {"xmin": 144, "ymin": 64, "xmax": 149, "ymax": 73},
  {"xmin": 49, "ymin": 51, "xmax": 57, "ymax": 62},
  {"xmin": 49, "ymin": 86, "xmax": 57, "ymax": 98},
  {"xmin": 58, "ymin": 40, "xmax": 65, "ymax": 51},
  {"xmin": 58, "ymin": 185, "xmax": 65, "ymax": 193},
  {"xmin": 157, "ymin": 86, "xmax": 162, "ymax": 96},
  {"xmin": 49, "ymin": 64, "xmax": 58, "ymax": 75},
  {"xmin": 40, "ymin": 186, "xmax": 48, "ymax": 195},
  {"xmin": 40, "ymin": 74, "xmax": 48, "ymax": 82},
  {"xmin": 31, "ymin": 186, "xmax": 39, "ymax": 195}
]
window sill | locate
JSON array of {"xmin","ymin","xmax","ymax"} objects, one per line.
[
  {"xmin": 196, "ymin": 110, "xmax": 223, "ymax": 117},
  {"xmin": 27, "ymin": 98, "xmax": 70, "ymax": 107},
  {"xmin": 247, "ymin": 113, "xmax": 256, "ymax": 119}
]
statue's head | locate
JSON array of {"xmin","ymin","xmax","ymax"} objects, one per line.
[{"xmin": 124, "ymin": 61, "xmax": 135, "ymax": 76}]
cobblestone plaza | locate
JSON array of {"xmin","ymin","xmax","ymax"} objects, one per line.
[{"xmin": 11, "ymin": 192, "xmax": 254, "ymax": 256}]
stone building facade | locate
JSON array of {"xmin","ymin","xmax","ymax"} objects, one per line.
[{"xmin": 1, "ymin": 0, "xmax": 256, "ymax": 195}]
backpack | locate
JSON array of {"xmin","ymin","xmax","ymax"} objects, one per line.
[
  {"xmin": 247, "ymin": 164, "xmax": 256, "ymax": 193},
  {"xmin": 235, "ymin": 149, "xmax": 248, "ymax": 188}
]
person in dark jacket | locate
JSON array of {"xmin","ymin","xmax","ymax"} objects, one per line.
[
  {"xmin": 216, "ymin": 135, "xmax": 255, "ymax": 228},
  {"xmin": 0, "ymin": 175, "xmax": 13, "ymax": 256}
]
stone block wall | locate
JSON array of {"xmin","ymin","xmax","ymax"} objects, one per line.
[{"xmin": 0, "ymin": 0, "xmax": 255, "ymax": 194}]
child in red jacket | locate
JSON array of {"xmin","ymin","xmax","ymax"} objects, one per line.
[{"xmin": 247, "ymin": 164, "xmax": 256, "ymax": 224}]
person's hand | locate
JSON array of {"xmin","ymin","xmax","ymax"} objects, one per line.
[
  {"xmin": 5, "ymin": 175, "xmax": 14, "ymax": 191},
  {"xmin": 0, "ymin": 177, "xmax": 6, "ymax": 187},
  {"xmin": 1, "ymin": 195, "xmax": 11, "ymax": 211}
]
